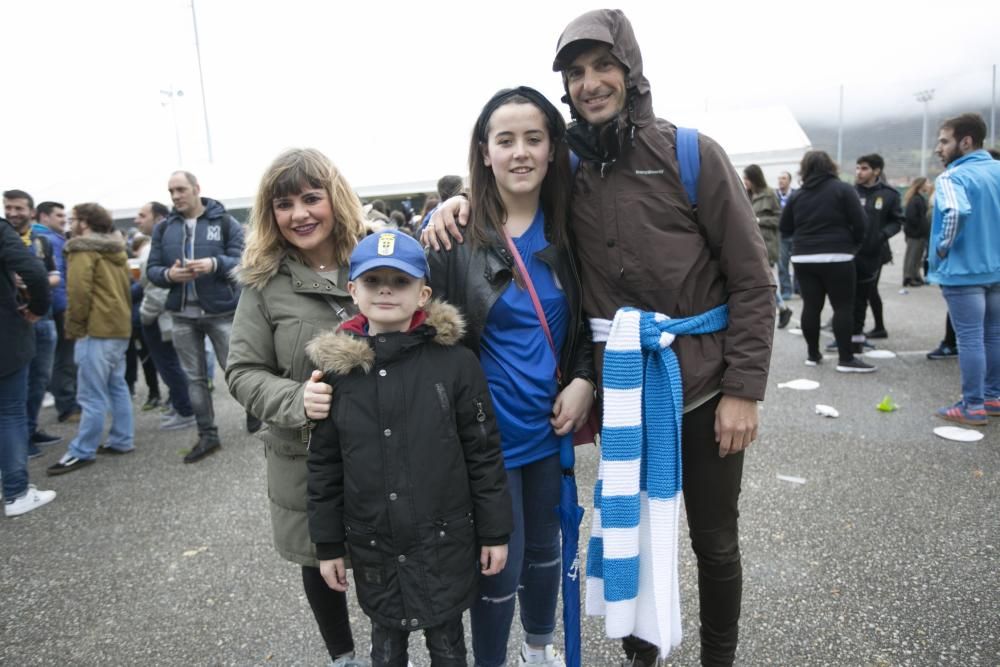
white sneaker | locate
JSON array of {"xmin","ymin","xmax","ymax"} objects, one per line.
[
  {"xmin": 160, "ymin": 412, "xmax": 197, "ymax": 431},
  {"xmin": 42, "ymin": 392, "xmax": 56, "ymax": 408},
  {"xmin": 519, "ymin": 642, "xmax": 565, "ymax": 666},
  {"xmin": 4, "ymin": 485, "xmax": 57, "ymax": 517}
]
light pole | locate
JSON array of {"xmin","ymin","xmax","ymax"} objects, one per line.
[
  {"xmin": 836, "ymin": 84, "xmax": 844, "ymax": 168},
  {"xmin": 190, "ymin": 0, "xmax": 213, "ymax": 163},
  {"xmin": 915, "ymin": 89, "xmax": 935, "ymax": 177},
  {"xmin": 160, "ymin": 86, "xmax": 184, "ymax": 166},
  {"xmin": 992, "ymin": 64, "xmax": 996, "ymax": 148}
]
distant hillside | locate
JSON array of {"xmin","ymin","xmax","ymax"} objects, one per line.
[{"xmin": 800, "ymin": 105, "xmax": 996, "ymax": 184}]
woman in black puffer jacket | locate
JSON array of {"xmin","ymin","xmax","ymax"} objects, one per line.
[{"xmin": 779, "ymin": 151, "xmax": 873, "ymax": 372}]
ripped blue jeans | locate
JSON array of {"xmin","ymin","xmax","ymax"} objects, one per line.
[{"xmin": 470, "ymin": 453, "xmax": 561, "ymax": 667}]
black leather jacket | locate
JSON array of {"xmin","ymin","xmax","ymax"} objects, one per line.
[{"xmin": 426, "ymin": 226, "xmax": 595, "ymax": 388}]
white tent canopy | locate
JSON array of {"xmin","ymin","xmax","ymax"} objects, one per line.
[
  {"xmin": 27, "ymin": 105, "xmax": 809, "ymax": 221},
  {"xmin": 668, "ymin": 105, "xmax": 812, "ymax": 185}
]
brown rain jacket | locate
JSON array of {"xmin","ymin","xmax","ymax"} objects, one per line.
[{"xmin": 553, "ymin": 9, "xmax": 775, "ymax": 404}]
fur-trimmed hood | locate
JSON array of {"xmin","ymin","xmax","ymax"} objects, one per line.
[
  {"xmin": 64, "ymin": 232, "xmax": 127, "ymax": 257},
  {"xmin": 305, "ymin": 300, "xmax": 466, "ymax": 376}
]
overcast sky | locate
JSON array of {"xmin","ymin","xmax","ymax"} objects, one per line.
[{"xmin": 3, "ymin": 0, "xmax": 998, "ymax": 209}]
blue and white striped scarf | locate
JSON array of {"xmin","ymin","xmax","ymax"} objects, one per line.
[{"xmin": 585, "ymin": 305, "xmax": 729, "ymax": 656}]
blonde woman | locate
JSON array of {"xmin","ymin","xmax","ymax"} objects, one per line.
[{"xmin": 226, "ymin": 148, "xmax": 367, "ymax": 666}]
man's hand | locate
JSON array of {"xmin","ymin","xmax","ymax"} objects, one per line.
[
  {"xmin": 550, "ymin": 378, "xmax": 595, "ymax": 436},
  {"xmin": 185, "ymin": 257, "xmax": 215, "ymax": 275},
  {"xmin": 304, "ymin": 370, "xmax": 333, "ymax": 420},
  {"xmin": 14, "ymin": 275, "xmax": 40, "ymax": 322},
  {"xmin": 420, "ymin": 196, "xmax": 470, "ymax": 251},
  {"xmin": 714, "ymin": 395, "xmax": 758, "ymax": 458},
  {"xmin": 167, "ymin": 259, "xmax": 197, "ymax": 283},
  {"xmin": 480, "ymin": 544, "xmax": 508, "ymax": 576},
  {"xmin": 319, "ymin": 558, "xmax": 348, "ymax": 591}
]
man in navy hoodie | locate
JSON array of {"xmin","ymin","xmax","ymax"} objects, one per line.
[{"xmin": 147, "ymin": 171, "xmax": 244, "ymax": 462}]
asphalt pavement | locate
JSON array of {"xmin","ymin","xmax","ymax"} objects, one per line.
[{"xmin": 2, "ymin": 235, "xmax": 997, "ymax": 665}]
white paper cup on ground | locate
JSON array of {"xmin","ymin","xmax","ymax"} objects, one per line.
[
  {"xmin": 777, "ymin": 474, "xmax": 806, "ymax": 484},
  {"xmin": 778, "ymin": 379, "xmax": 820, "ymax": 391},
  {"xmin": 815, "ymin": 404, "xmax": 840, "ymax": 418}
]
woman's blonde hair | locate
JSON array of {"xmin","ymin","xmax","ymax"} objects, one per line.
[
  {"xmin": 243, "ymin": 148, "xmax": 365, "ymax": 280},
  {"xmin": 903, "ymin": 176, "xmax": 929, "ymax": 207}
]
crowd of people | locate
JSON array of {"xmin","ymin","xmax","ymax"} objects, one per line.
[{"xmin": 3, "ymin": 8, "xmax": 998, "ymax": 667}]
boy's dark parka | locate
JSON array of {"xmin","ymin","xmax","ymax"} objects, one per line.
[{"xmin": 306, "ymin": 301, "xmax": 512, "ymax": 631}]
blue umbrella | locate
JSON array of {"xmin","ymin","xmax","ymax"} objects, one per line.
[{"xmin": 558, "ymin": 436, "xmax": 585, "ymax": 667}]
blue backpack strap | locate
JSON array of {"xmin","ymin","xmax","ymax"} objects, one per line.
[
  {"xmin": 675, "ymin": 126, "xmax": 700, "ymax": 210},
  {"xmin": 570, "ymin": 150, "xmax": 581, "ymax": 175}
]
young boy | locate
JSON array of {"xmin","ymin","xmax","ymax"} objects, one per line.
[{"xmin": 306, "ymin": 230, "xmax": 512, "ymax": 667}]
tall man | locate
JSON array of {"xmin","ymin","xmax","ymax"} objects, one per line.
[
  {"xmin": 852, "ymin": 154, "xmax": 903, "ymax": 344},
  {"xmin": 3, "ymin": 190, "xmax": 62, "ymax": 453},
  {"xmin": 427, "ymin": 10, "xmax": 774, "ymax": 665},
  {"xmin": 927, "ymin": 113, "xmax": 1000, "ymax": 425},
  {"xmin": 37, "ymin": 201, "xmax": 81, "ymax": 422},
  {"xmin": 146, "ymin": 172, "xmax": 244, "ymax": 463}
]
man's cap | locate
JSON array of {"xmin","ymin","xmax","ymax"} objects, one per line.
[{"xmin": 349, "ymin": 230, "xmax": 429, "ymax": 281}]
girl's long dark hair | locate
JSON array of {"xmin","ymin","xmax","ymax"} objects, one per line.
[
  {"xmin": 467, "ymin": 87, "xmax": 572, "ymax": 255},
  {"xmin": 742, "ymin": 163, "xmax": 768, "ymax": 194}
]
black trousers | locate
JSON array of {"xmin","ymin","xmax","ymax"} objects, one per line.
[
  {"xmin": 854, "ymin": 263, "xmax": 884, "ymax": 335},
  {"xmin": 795, "ymin": 261, "xmax": 857, "ymax": 362},
  {"xmin": 125, "ymin": 326, "xmax": 160, "ymax": 399},
  {"xmin": 47, "ymin": 310, "xmax": 79, "ymax": 417},
  {"xmin": 944, "ymin": 314, "xmax": 957, "ymax": 348},
  {"xmin": 623, "ymin": 394, "xmax": 744, "ymax": 667},
  {"xmin": 301, "ymin": 565, "xmax": 355, "ymax": 660},
  {"xmin": 371, "ymin": 615, "xmax": 466, "ymax": 667}
]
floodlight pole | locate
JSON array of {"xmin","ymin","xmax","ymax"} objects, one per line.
[
  {"xmin": 190, "ymin": 0, "xmax": 214, "ymax": 163},
  {"xmin": 160, "ymin": 86, "xmax": 184, "ymax": 166},
  {"xmin": 915, "ymin": 89, "xmax": 935, "ymax": 177},
  {"xmin": 991, "ymin": 64, "xmax": 996, "ymax": 148},
  {"xmin": 836, "ymin": 85, "xmax": 844, "ymax": 168}
]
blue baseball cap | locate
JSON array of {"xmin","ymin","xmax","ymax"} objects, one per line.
[{"xmin": 349, "ymin": 229, "xmax": 429, "ymax": 281}]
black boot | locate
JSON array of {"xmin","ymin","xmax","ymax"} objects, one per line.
[
  {"xmin": 246, "ymin": 411, "xmax": 263, "ymax": 434},
  {"xmin": 184, "ymin": 435, "xmax": 221, "ymax": 463}
]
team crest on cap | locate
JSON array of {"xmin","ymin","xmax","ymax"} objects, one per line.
[{"xmin": 377, "ymin": 233, "xmax": 396, "ymax": 256}]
